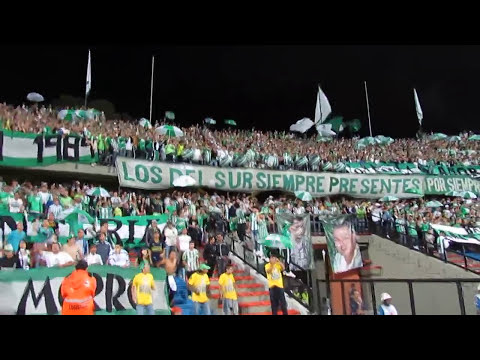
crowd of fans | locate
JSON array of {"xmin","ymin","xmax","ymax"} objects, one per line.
[{"xmin": 1, "ymin": 103, "xmax": 480, "ymax": 172}]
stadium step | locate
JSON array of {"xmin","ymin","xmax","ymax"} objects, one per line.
[
  {"xmin": 244, "ymin": 309, "xmax": 301, "ymax": 315},
  {"xmin": 211, "ymin": 291, "xmax": 271, "ymax": 302},
  {"xmin": 217, "ymin": 300, "xmax": 272, "ymax": 314}
]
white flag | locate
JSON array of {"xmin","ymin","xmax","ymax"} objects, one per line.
[
  {"xmin": 86, "ymin": 50, "xmax": 92, "ymax": 97},
  {"xmin": 314, "ymin": 86, "xmax": 332, "ymax": 126},
  {"xmin": 414, "ymin": 88, "xmax": 423, "ymax": 126}
]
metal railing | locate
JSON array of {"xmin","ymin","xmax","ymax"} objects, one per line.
[
  {"xmin": 369, "ymin": 218, "xmax": 480, "ymax": 275},
  {"xmin": 316, "ymin": 277, "xmax": 480, "ymax": 315},
  {"xmin": 226, "ymin": 232, "xmax": 314, "ymax": 312}
]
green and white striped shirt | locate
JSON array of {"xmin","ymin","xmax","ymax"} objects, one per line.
[
  {"xmin": 182, "ymin": 249, "xmax": 200, "ymax": 272},
  {"xmin": 236, "ymin": 208, "xmax": 247, "ymax": 224}
]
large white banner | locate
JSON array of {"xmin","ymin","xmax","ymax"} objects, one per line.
[{"xmin": 116, "ymin": 157, "xmax": 480, "ymax": 199}]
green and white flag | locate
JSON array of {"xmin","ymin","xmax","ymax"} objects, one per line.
[
  {"xmin": 155, "ymin": 125, "xmax": 183, "ymax": 138},
  {"xmin": 224, "ymin": 119, "xmax": 237, "ymax": 126},
  {"xmin": 139, "ymin": 118, "xmax": 152, "ymax": 129},
  {"xmin": 86, "ymin": 49, "xmax": 92, "ymax": 97},
  {"xmin": 314, "ymin": 85, "xmax": 332, "ymax": 126},
  {"xmin": 413, "ymin": 88, "xmax": 423, "ymax": 126}
]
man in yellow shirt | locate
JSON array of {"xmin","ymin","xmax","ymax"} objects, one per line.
[
  {"xmin": 218, "ymin": 264, "xmax": 238, "ymax": 315},
  {"xmin": 132, "ymin": 262, "xmax": 156, "ymax": 315},
  {"xmin": 188, "ymin": 263, "xmax": 211, "ymax": 315},
  {"xmin": 265, "ymin": 254, "xmax": 288, "ymax": 315}
]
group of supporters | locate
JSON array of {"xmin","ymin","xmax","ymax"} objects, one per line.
[{"xmin": 1, "ymin": 103, "xmax": 480, "ymax": 175}]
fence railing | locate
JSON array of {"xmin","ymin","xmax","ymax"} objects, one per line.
[
  {"xmin": 369, "ymin": 218, "xmax": 480, "ymax": 275},
  {"xmin": 316, "ymin": 277, "xmax": 480, "ymax": 315}
]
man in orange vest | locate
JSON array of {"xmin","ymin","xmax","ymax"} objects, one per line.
[{"xmin": 60, "ymin": 260, "xmax": 97, "ymax": 315}]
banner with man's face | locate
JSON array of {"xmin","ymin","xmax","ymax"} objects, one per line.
[
  {"xmin": 275, "ymin": 213, "xmax": 314, "ymax": 270},
  {"xmin": 321, "ymin": 215, "xmax": 363, "ymax": 274}
]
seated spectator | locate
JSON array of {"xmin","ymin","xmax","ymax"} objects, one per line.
[
  {"xmin": 108, "ymin": 242, "xmax": 130, "ymax": 268},
  {"xmin": 40, "ymin": 242, "xmax": 75, "ymax": 268},
  {"xmin": 0, "ymin": 244, "xmax": 19, "ymax": 269},
  {"xmin": 85, "ymin": 244, "xmax": 103, "ymax": 266},
  {"xmin": 48, "ymin": 197, "xmax": 63, "ymax": 219},
  {"xmin": 17, "ymin": 240, "xmax": 31, "ymax": 269},
  {"xmin": 149, "ymin": 232, "xmax": 164, "ymax": 267}
]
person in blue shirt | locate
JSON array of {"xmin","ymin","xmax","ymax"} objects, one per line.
[
  {"xmin": 7, "ymin": 222, "xmax": 26, "ymax": 253},
  {"xmin": 171, "ymin": 276, "xmax": 194, "ymax": 315}
]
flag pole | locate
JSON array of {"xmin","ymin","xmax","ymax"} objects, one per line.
[
  {"xmin": 149, "ymin": 56, "xmax": 155, "ymax": 126},
  {"xmin": 364, "ymin": 81, "xmax": 373, "ymax": 137},
  {"xmin": 85, "ymin": 49, "xmax": 91, "ymax": 108}
]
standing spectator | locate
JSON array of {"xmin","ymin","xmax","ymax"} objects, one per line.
[
  {"xmin": 236, "ymin": 203, "xmax": 247, "ymax": 242},
  {"xmin": 132, "ymin": 262, "xmax": 156, "ymax": 315},
  {"xmin": 188, "ymin": 264, "xmax": 212, "ymax": 315},
  {"xmin": 218, "ymin": 264, "xmax": 239, "ymax": 315},
  {"xmin": 215, "ymin": 233, "xmax": 230, "ymax": 276},
  {"xmin": 378, "ymin": 293, "xmax": 398, "ymax": 315},
  {"xmin": 177, "ymin": 227, "xmax": 191, "ymax": 279},
  {"xmin": 60, "ymin": 260, "xmax": 97, "ymax": 315},
  {"xmin": 164, "ymin": 221, "xmax": 178, "ymax": 258},
  {"xmin": 187, "ymin": 221, "xmax": 202, "ymax": 248},
  {"xmin": 203, "ymin": 236, "xmax": 217, "ymax": 278},
  {"xmin": 182, "ymin": 241, "xmax": 200, "ymax": 278},
  {"xmin": 63, "ymin": 235, "xmax": 83, "ymax": 262},
  {"xmin": 48, "ymin": 197, "xmax": 63, "ymax": 219},
  {"xmin": 149, "ymin": 232, "xmax": 164, "ymax": 267},
  {"xmin": 108, "ymin": 242, "xmax": 130, "ymax": 268},
  {"xmin": 95, "ymin": 233, "xmax": 112, "ymax": 265},
  {"xmin": 8, "ymin": 192, "xmax": 24, "ymax": 213},
  {"xmin": 75, "ymin": 229, "xmax": 88, "ymax": 258},
  {"xmin": 265, "ymin": 254, "xmax": 289, "ymax": 315},
  {"xmin": 27, "ymin": 187, "xmax": 43, "ymax": 215},
  {"xmin": 145, "ymin": 220, "xmax": 160, "ymax": 247},
  {"xmin": 7, "ymin": 222, "xmax": 26, "ymax": 253},
  {"xmin": 350, "ymin": 289, "xmax": 367, "ymax": 315},
  {"xmin": 85, "ymin": 244, "xmax": 103, "ymax": 266},
  {"xmin": 17, "ymin": 240, "xmax": 31, "ymax": 269}
]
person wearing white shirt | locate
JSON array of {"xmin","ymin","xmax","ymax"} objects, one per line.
[
  {"xmin": 85, "ymin": 244, "xmax": 103, "ymax": 266},
  {"xmin": 107, "ymin": 243, "xmax": 130, "ymax": 268},
  {"xmin": 164, "ymin": 222, "xmax": 178, "ymax": 258},
  {"xmin": 177, "ymin": 228, "xmax": 192, "ymax": 253},
  {"xmin": 8, "ymin": 193, "xmax": 23, "ymax": 213},
  {"xmin": 41, "ymin": 242, "xmax": 75, "ymax": 268},
  {"xmin": 48, "ymin": 198, "xmax": 63, "ymax": 219},
  {"xmin": 378, "ymin": 293, "xmax": 398, "ymax": 315}
]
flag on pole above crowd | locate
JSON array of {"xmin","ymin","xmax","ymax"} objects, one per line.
[
  {"xmin": 314, "ymin": 86, "xmax": 332, "ymax": 134},
  {"xmin": 86, "ymin": 50, "xmax": 92, "ymax": 97},
  {"xmin": 414, "ymin": 88, "xmax": 423, "ymax": 126}
]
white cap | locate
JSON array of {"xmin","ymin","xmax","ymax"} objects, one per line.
[
  {"xmin": 3, "ymin": 244, "xmax": 13, "ymax": 252},
  {"xmin": 380, "ymin": 293, "xmax": 392, "ymax": 301}
]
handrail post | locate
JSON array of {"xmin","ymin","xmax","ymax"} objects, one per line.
[
  {"xmin": 462, "ymin": 245, "xmax": 468, "ymax": 271},
  {"xmin": 370, "ymin": 281, "xmax": 377, "ymax": 315},
  {"xmin": 341, "ymin": 281, "xmax": 347, "ymax": 315},
  {"xmin": 456, "ymin": 281, "xmax": 466, "ymax": 315},
  {"xmin": 408, "ymin": 281, "xmax": 416, "ymax": 315}
]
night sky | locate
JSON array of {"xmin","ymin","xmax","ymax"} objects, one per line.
[{"xmin": 1, "ymin": 45, "xmax": 480, "ymax": 138}]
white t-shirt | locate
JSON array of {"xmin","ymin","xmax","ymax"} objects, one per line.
[
  {"xmin": 108, "ymin": 249, "xmax": 130, "ymax": 267},
  {"xmin": 39, "ymin": 191, "xmax": 52, "ymax": 205},
  {"xmin": 43, "ymin": 251, "xmax": 74, "ymax": 268},
  {"xmin": 8, "ymin": 198, "xmax": 23, "ymax": 213},
  {"xmin": 164, "ymin": 227, "xmax": 178, "ymax": 247},
  {"xmin": 178, "ymin": 234, "xmax": 192, "ymax": 252},
  {"xmin": 85, "ymin": 253, "xmax": 103, "ymax": 266}
]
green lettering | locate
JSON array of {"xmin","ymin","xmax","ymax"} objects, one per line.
[
  {"xmin": 257, "ymin": 173, "xmax": 267, "ymax": 189},
  {"xmin": 150, "ymin": 166, "xmax": 163, "ymax": 184},
  {"xmin": 411, "ymin": 178, "xmax": 421, "ymax": 190},
  {"xmin": 316, "ymin": 176, "xmax": 325, "ymax": 194},
  {"xmin": 198, "ymin": 170, "xmax": 203, "ymax": 186},
  {"xmin": 349, "ymin": 178, "xmax": 358, "ymax": 194},
  {"xmin": 339, "ymin": 178, "xmax": 349, "ymax": 193},
  {"xmin": 122, "ymin": 161, "xmax": 134, "ymax": 181},
  {"xmin": 360, "ymin": 179, "xmax": 370, "ymax": 194},
  {"xmin": 283, "ymin": 175, "xmax": 295, "ymax": 192},
  {"xmin": 329, "ymin": 177, "xmax": 339, "ymax": 192},
  {"xmin": 243, "ymin": 172, "xmax": 253, "ymax": 190},
  {"xmin": 402, "ymin": 179, "xmax": 412, "ymax": 192},
  {"xmin": 135, "ymin": 165, "xmax": 149, "ymax": 183},
  {"xmin": 380, "ymin": 179, "xmax": 391, "ymax": 194},
  {"xmin": 306, "ymin": 176, "xmax": 315, "ymax": 193},
  {"xmin": 215, "ymin": 172, "xmax": 225, "ymax": 188},
  {"xmin": 228, "ymin": 172, "xmax": 242, "ymax": 189},
  {"xmin": 391, "ymin": 179, "xmax": 402, "ymax": 193},
  {"xmin": 272, "ymin": 174, "xmax": 281, "ymax": 189},
  {"xmin": 169, "ymin": 168, "xmax": 183, "ymax": 187},
  {"xmin": 295, "ymin": 175, "xmax": 305, "ymax": 191},
  {"xmin": 370, "ymin": 179, "xmax": 379, "ymax": 194}
]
